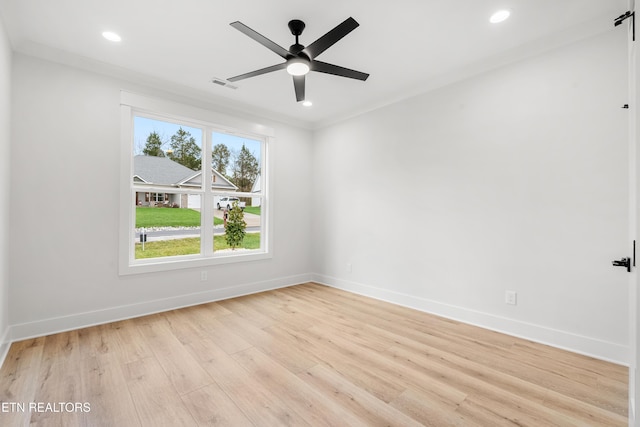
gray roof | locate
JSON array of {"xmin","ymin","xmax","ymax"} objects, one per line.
[
  {"xmin": 133, "ymin": 155, "xmax": 237, "ymax": 190},
  {"xmin": 134, "ymin": 155, "xmax": 197, "ymax": 185}
]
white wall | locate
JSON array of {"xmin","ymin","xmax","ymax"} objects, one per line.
[
  {"xmin": 0, "ymin": 15, "xmax": 11, "ymax": 360},
  {"xmin": 312, "ymin": 29, "xmax": 630, "ymax": 363},
  {"xmin": 8, "ymin": 53, "xmax": 313, "ymax": 338}
]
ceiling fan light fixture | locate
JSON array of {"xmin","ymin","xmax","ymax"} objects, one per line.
[
  {"xmin": 286, "ymin": 58, "xmax": 310, "ymax": 76},
  {"xmin": 489, "ymin": 10, "xmax": 510, "ymax": 24}
]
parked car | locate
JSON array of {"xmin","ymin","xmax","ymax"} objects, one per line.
[{"xmin": 217, "ymin": 197, "xmax": 245, "ymax": 211}]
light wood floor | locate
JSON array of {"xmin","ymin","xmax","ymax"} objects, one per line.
[{"xmin": 0, "ymin": 283, "xmax": 628, "ymax": 426}]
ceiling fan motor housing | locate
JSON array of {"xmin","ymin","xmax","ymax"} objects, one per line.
[
  {"xmin": 288, "ymin": 19, "xmax": 306, "ymax": 37},
  {"xmin": 289, "ymin": 44, "xmax": 307, "ymax": 57}
]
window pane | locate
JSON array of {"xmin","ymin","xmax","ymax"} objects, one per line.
[
  {"xmin": 133, "ymin": 117, "xmax": 204, "ymax": 202},
  {"xmin": 211, "ymin": 131, "xmax": 263, "ymax": 254},
  {"xmin": 134, "ymin": 116, "xmax": 203, "ymax": 172},
  {"xmin": 211, "ymin": 131, "xmax": 261, "ymax": 192},
  {"xmin": 213, "ymin": 196, "xmax": 262, "ymax": 254},
  {"xmin": 134, "ymin": 198, "xmax": 202, "ymax": 260},
  {"xmin": 132, "ymin": 116, "xmax": 204, "ymax": 260}
]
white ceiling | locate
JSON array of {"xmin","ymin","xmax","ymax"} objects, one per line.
[{"xmin": 0, "ymin": 0, "xmax": 630, "ymax": 128}]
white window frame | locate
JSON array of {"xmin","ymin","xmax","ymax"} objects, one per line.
[{"xmin": 119, "ymin": 91, "xmax": 273, "ymax": 275}]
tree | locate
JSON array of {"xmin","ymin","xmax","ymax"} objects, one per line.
[
  {"xmin": 168, "ymin": 127, "xmax": 201, "ymax": 170},
  {"xmin": 212, "ymin": 143, "xmax": 231, "ymax": 175},
  {"xmin": 142, "ymin": 132, "xmax": 165, "ymax": 157},
  {"xmin": 231, "ymin": 144, "xmax": 259, "ymax": 192},
  {"xmin": 225, "ymin": 201, "xmax": 246, "ymax": 250}
]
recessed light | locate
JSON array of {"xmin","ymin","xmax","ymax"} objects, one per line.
[
  {"xmin": 489, "ymin": 10, "xmax": 510, "ymax": 24},
  {"xmin": 302, "ymin": 101, "xmax": 313, "ymax": 107},
  {"xmin": 102, "ymin": 31, "xmax": 122, "ymax": 42}
]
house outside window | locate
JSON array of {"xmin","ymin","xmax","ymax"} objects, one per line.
[
  {"xmin": 119, "ymin": 92, "xmax": 272, "ymax": 275},
  {"xmin": 147, "ymin": 192, "xmax": 166, "ymax": 204}
]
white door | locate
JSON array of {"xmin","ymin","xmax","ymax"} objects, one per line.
[{"xmin": 628, "ymin": 1, "xmax": 639, "ymax": 424}]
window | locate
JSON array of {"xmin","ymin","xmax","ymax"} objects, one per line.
[{"xmin": 119, "ymin": 92, "xmax": 272, "ymax": 274}]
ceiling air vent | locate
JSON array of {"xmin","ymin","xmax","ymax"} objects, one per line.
[{"xmin": 211, "ymin": 77, "xmax": 238, "ymax": 90}]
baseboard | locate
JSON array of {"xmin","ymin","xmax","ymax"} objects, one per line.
[
  {"xmin": 0, "ymin": 326, "xmax": 10, "ymax": 369},
  {"xmin": 9, "ymin": 273, "xmax": 312, "ymax": 342},
  {"xmin": 312, "ymin": 273, "xmax": 628, "ymax": 366}
]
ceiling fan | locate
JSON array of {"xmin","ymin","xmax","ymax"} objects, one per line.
[{"xmin": 227, "ymin": 17, "xmax": 369, "ymax": 102}]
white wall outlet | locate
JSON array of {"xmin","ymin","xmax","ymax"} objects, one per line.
[
  {"xmin": 346, "ymin": 263, "xmax": 352, "ymax": 273},
  {"xmin": 201, "ymin": 271, "xmax": 207, "ymax": 281},
  {"xmin": 505, "ymin": 290, "xmax": 517, "ymax": 305}
]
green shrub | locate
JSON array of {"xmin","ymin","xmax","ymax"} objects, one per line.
[{"xmin": 225, "ymin": 201, "xmax": 247, "ymax": 249}]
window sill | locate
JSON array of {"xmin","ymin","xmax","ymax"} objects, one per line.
[{"xmin": 119, "ymin": 250, "xmax": 273, "ymax": 276}]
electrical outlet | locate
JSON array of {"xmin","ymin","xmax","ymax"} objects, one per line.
[
  {"xmin": 505, "ymin": 290, "xmax": 517, "ymax": 305},
  {"xmin": 346, "ymin": 263, "xmax": 352, "ymax": 273},
  {"xmin": 201, "ymin": 271, "xmax": 207, "ymax": 281}
]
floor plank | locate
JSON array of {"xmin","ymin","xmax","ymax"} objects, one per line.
[
  {"xmin": 124, "ymin": 356, "xmax": 196, "ymax": 426},
  {"xmin": 298, "ymin": 363, "xmax": 424, "ymax": 427},
  {"xmin": 233, "ymin": 346, "xmax": 366, "ymax": 427},
  {"xmin": 0, "ymin": 338, "xmax": 45, "ymax": 426},
  {"xmin": 185, "ymin": 337, "xmax": 310, "ymax": 426},
  {"xmin": 30, "ymin": 331, "xmax": 85, "ymax": 426},
  {"xmin": 134, "ymin": 314, "xmax": 213, "ymax": 396},
  {"xmin": 180, "ymin": 383, "xmax": 253, "ymax": 426}
]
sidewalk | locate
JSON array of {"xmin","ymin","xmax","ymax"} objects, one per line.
[{"xmin": 213, "ymin": 209, "xmax": 260, "ymax": 227}]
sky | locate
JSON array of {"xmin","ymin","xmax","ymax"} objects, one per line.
[{"xmin": 133, "ymin": 115, "xmax": 261, "ymax": 163}]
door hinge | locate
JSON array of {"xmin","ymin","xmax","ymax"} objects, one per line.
[
  {"xmin": 612, "ymin": 257, "xmax": 632, "ymax": 272},
  {"xmin": 615, "ymin": 11, "xmax": 635, "ymax": 41}
]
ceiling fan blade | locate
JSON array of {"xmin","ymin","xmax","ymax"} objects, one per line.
[
  {"xmin": 228, "ymin": 62, "xmax": 287, "ymax": 82},
  {"xmin": 230, "ymin": 21, "xmax": 291, "ymax": 59},
  {"xmin": 311, "ymin": 60, "xmax": 369, "ymax": 81},
  {"xmin": 303, "ymin": 17, "xmax": 359, "ymax": 59},
  {"xmin": 293, "ymin": 75, "xmax": 305, "ymax": 102}
]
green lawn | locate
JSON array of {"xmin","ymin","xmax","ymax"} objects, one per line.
[
  {"xmin": 135, "ymin": 233, "xmax": 261, "ymax": 259},
  {"xmin": 244, "ymin": 206, "xmax": 261, "ymax": 216},
  {"xmin": 136, "ymin": 237, "xmax": 200, "ymax": 258},
  {"xmin": 136, "ymin": 207, "xmax": 222, "ymax": 227},
  {"xmin": 215, "ymin": 233, "xmax": 260, "ymax": 251}
]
